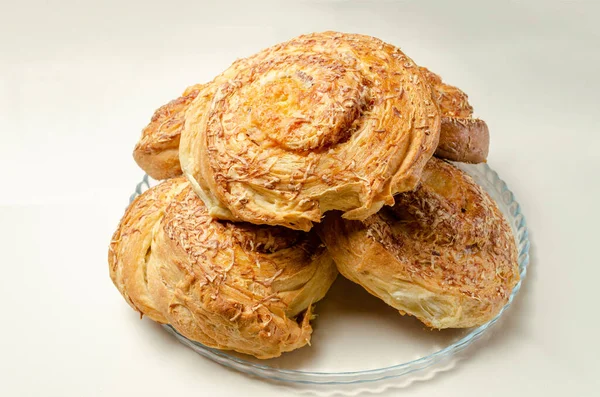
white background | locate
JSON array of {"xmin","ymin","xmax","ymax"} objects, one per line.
[{"xmin": 1, "ymin": 0, "xmax": 599, "ymax": 395}]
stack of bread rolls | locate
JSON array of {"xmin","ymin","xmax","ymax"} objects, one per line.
[{"xmin": 109, "ymin": 32, "xmax": 518, "ymax": 359}]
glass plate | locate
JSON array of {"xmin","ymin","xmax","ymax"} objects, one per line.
[{"xmin": 130, "ymin": 162, "xmax": 529, "ymax": 388}]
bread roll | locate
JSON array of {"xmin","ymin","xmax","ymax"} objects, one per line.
[
  {"xmin": 109, "ymin": 177, "xmax": 337, "ymax": 358},
  {"xmin": 318, "ymin": 158, "xmax": 519, "ymax": 329},
  {"xmin": 180, "ymin": 31, "xmax": 440, "ymax": 231}
]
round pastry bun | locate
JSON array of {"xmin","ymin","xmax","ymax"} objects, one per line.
[
  {"xmin": 180, "ymin": 31, "xmax": 441, "ymax": 231},
  {"xmin": 318, "ymin": 158, "xmax": 519, "ymax": 329},
  {"xmin": 109, "ymin": 177, "xmax": 338, "ymax": 359}
]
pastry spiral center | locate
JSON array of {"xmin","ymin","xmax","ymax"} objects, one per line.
[{"xmin": 239, "ymin": 62, "xmax": 367, "ymax": 151}]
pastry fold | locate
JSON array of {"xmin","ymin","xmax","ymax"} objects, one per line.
[
  {"xmin": 318, "ymin": 158, "xmax": 519, "ymax": 329},
  {"xmin": 180, "ymin": 31, "xmax": 440, "ymax": 231},
  {"xmin": 109, "ymin": 177, "xmax": 337, "ymax": 358}
]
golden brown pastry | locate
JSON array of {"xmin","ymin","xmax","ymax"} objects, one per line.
[
  {"xmin": 132, "ymin": 61, "xmax": 488, "ymax": 183},
  {"xmin": 419, "ymin": 67, "xmax": 490, "ymax": 163},
  {"xmin": 133, "ymin": 84, "xmax": 206, "ymax": 180},
  {"xmin": 418, "ymin": 66, "xmax": 473, "ymax": 118},
  {"xmin": 435, "ymin": 117, "xmax": 490, "ymax": 163},
  {"xmin": 109, "ymin": 177, "xmax": 337, "ymax": 359},
  {"xmin": 180, "ymin": 31, "xmax": 440, "ymax": 231},
  {"xmin": 318, "ymin": 158, "xmax": 519, "ymax": 329}
]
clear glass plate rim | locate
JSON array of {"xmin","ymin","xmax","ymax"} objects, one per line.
[{"xmin": 130, "ymin": 162, "xmax": 530, "ymax": 384}]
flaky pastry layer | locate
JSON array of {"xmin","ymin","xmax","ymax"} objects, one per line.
[
  {"xmin": 318, "ymin": 158, "xmax": 519, "ymax": 329},
  {"xmin": 109, "ymin": 177, "xmax": 337, "ymax": 358}
]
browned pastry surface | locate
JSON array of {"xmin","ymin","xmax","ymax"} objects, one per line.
[
  {"xmin": 109, "ymin": 177, "xmax": 337, "ymax": 358},
  {"xmin": 419, "ymin": 66, "xmax": 490, "ymax": 163},
  {"xmin": 418, "ymin": 66, "xmax": 473, "ymax": 118},
  {"xmin": 437, "ymin": 117, "xmax": 489, "ymax": 163},
  {"xmin": 133, "ymin": 84, "xmax": 205, "ymax": 180},
  {"xmin": 132, "ymin": 62, "xmax": 488, "ymax": 184},
  {"xmin": 109, "ymin": 178, "xmax": 187, "ymax": 322},
  {"xmin": 180, "ymin": 31, "xmax": 440, "ymax": 231},
  {"xmin": 318, "ymin": 158, "xmax": 519, "ymax": 329}
]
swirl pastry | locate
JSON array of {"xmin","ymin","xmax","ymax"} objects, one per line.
[
  {"xmin": 108, "ymin": 177, "xmax": 337, "ymax": 359},
  {"xmin": 318, "ymin": 158, "xmax": 519, "ymax": 329},
  {"xmin": 180, "ymin": 31, "xmax": 440, "ymax": 231},
  {"xmin": 419, "ymin": 67, "xmax": 490, "ymax": 163},
  {"xmin": 132, "ymin": 60, "xmax": 488, "ymax": 182}
]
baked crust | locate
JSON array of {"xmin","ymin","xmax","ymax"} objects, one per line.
[
  {"xmin": 180, "ymin": 31, "xmax": 440, "ymax": 230},
  {"xmin": 109, "ymin": 177, "xmax": 187, "ymax": 322},
  {"xmin": 133, "ymin": 84, "xmax": 205, "ymax": 180},
  {"xmin": 419, "ymin": 67, "xmax": 490, "ymax": 163},
  {"xmin": 437, "ymin": 117, "xmax": 489, "ymax": 163},
  {"xmin": 418, "ymin": 66, "xmax": 473, "ymax": 118},
  {"xmin": 109, "ymin": 177, "xmax": 337, "ymax": 358},
  {"xmin": 131, "ymin": 61, "xmax": 488, "ymax": 184},
  {"xmin": 318, "ymin": 158, "xmax": 519, "ymax": 329}
]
